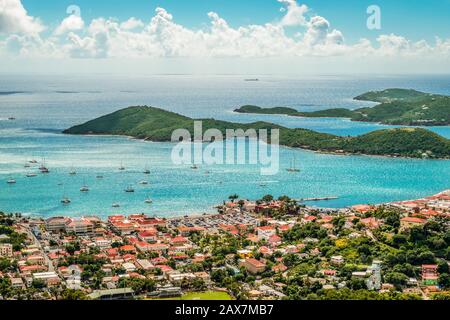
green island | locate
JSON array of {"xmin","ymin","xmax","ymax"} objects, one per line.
[
  {"xmin": 64, "ymin": 106, "xmax": 450, "ymax": 159},
  {"xmin": 234, "ymin": 88, "xmax": 450, "ymax": 126}
]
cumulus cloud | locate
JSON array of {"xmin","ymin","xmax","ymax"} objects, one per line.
[
  {"xmin": 0, "ymin": 0, "xmax": 44, "ymax": 34},
  {"xmin": 0, "ymin": 0, "xmax": 449, "ymax": 65},
  {"xmin": 54, "ymin": 14, "xmax": 84, "ymax": 35}
]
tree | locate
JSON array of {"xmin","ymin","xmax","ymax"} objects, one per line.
[
  {"xmin": 438, "ymin": 273, "xmax": 450, "ymax": 289},
  {"xmin": 262, "ymin": 194, "xmax": 274, "ymax": 203},
  {"xmin": 228, "ymin": 194, "xmax": 239, "ymax": 203}
]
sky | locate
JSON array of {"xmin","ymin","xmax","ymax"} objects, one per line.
[{"xmin": 1, "ymin": 0, "xmax": 450, "ymax": 74}]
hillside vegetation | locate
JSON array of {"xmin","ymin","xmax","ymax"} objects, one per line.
[
  {"xmin": 234, "ymin": 88, "xmax": 450, "ymax": 126},
  {"xmin": 64, "ymin": 106, "xmax": 450, "ymax": 159}
]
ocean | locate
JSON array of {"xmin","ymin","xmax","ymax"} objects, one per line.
[{"xmin": 0, "ymin": 73, "xmax": 449, "ymax": 218}]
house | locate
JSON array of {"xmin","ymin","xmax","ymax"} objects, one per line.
[
  {"xmin": 137, "ymin": 229, "xmax": 158, "ymax": 242},
  {"xmin": 256, "ymin": 226, "xmax": 276, "ymax": 241},
  {"xmin": 65, "ymin": 218, "xmax": 95, "ymax": 235},
  {"xmin": 240, "ymin": 258, "xmax": 266, "ymax": 274},
  {"xmin": 422, "ymin": 264, "xmax": 438, "ymax": 286},
  {"xmin": 33, "ymin": 272, "xmax": 61, "ymax": 287},
  {"xmin": 400, "ymin": 217, "xmax": 427, "ymax": 231},
  {"xmin": 0, "ymin": 243, "xmax": 13, "ymax": 257},
  {"xmin": 330, "ymin": 255, "xmax": 344, "ymax": 265}
]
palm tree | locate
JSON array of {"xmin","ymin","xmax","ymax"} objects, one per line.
[{"xmin": 228, "ymin": 194, "xmax": 239, "ymax": 203}]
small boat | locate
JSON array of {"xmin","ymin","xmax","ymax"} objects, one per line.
[
  {"xmin": 96, "ymin": 175, "xmax": 104, "ymax": 179},
  {"xmin": 8, "ymin": 117, "xmax": 16, "ymax": 120},
  {"xmin": 244, "ymin": 79, "xmax": 259, "ymax": 82},
  {"xmin": 112, "ymin": 203, "xmax": 120, "ymax": 208},
  {"xmin": 26, "ymin": 173, "xmax": 37, "ymax": 177},
  {"xmin": 24, "ymin": 162, "xmax": 30, "ymax": 168},
  {"xmin": 259, "ymin": 183, "xmax": 268, "ymax": 187},
  {"xmin": 143, "ymin": 167, "xmax": 150, "ymax": 174},
  {"xmin": 191, "ymin": 164, "xmax": 199, "ymax": 170},
  {"xmin": 29, "ymin": 159, "xmax": 38, "ymax": 164},
  {"xmin": 7, "ymin": 178, "xmax": 16, "ymax": 184},
  {"xmin": 61, "ymin": 197, "xmax": 71, "ymax": 204},
  {"xmin": 69, "ymin": 169, "xmax": 76, "ymax": 175},
  {"xmin": 39, "ymin": 159, "xmax": 49, "ymax": 173},
  {"xmin": 139, "ymin": 180, "xmax": 149, "ymax": 185},
  {"xmin": 145, "ymin": 198, "xmax": 153, "ymax": 204},
  {"xmin": 80, "ymin": 179, "xmax": 89, "ymax": 192},
  {"xmin": 286, "ymin": 157, "xmax": 300, "ymax": 173},
  {"xmin": 118, "ymin": 162, "xmax": 125, "ymax": 171},
  {"xmin": 124, "ymin": 185, "xmax": 135, "ymax": 193}
]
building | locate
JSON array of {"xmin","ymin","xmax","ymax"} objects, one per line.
[
  {"xmin": 45, "ymin": 217, "xmax": 70, "ymax": 233},
  {"xmin": 422, "ymin": 264, "xmax": 438, "ymax": 286},
  {"xmin": 0, "ymin": 243, "xmax": 13, "ymax": 257},
  {"xmin": 256, "ymin": 226, "xmax": 276, "ymax": 241},
  {"xmin": 241, "ymin": 258, "xmax": 266, "ymax": 274},
  {"xmin": 400, "ymin": 217, "xmax": 427, "ymax": 231},
  {"xmin": 88, "ymin": 288, "xmax": 135, "ymax": 300},
  {"xmin": 33, "ymin": 272, "xmax": 61, "ymax": 287},
  {"xmin": 330, "ymin": 255, "xmax": 344, "ymax": 265},
  {"xmin": 65, "ymin": 218, "xmax": 95, "ymax": 235}
]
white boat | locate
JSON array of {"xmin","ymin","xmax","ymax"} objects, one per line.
[
  {"xmin": 29, "ymin": 159, "xmax": 38, "ymax": 164},
  {"xmin": 125, "ymin": 185, "xmax": 135, "ymax": 193},
  {"xmin": 112, "ymin": 203, "xmax": 120, "ymax": 208},
  {"xmin": 69, "ymin": 169, "xmax": 76, "ymax": 175},
  {"xmin": 286, "ymin": 157, "xmax": 300, "ymax": 173},
  {"xmin": 143, "ymin": 166, "xmax": 150, "ymax": 174},
  {"xmin": 39, "ymin": 159, "xmax": 50, "ymax": 173},
  {"xmin": 61, "ymin": 197, "xmax": 71, "ymax": 204},
  {"xmin": 191, "ymin": 164, "xmax": 199, "ymax": 170},
  {"xmin": 118, "ymin": 162, "xmax": 125, "ymax": 171},
  {"xmin": 7, "ymin": 178, "xmax": 16, "ymax": 184},
  {"xmin": 80, "ymin": 179, "xmax": 89, "ymax": 192},
  {"xmin": 145, "ymin": 198, "xmax": 153, "ymax": 204},
  {"xmin": 139, "ymin": 180, "xmax": 149, "ymax": 185},
  {"xmin": 24, "ymin": 162, "xmax": 30, "ymax": 168},
  {"xmin": 26, "ymin": 173, "xmax": 37, "ymax": 177}
]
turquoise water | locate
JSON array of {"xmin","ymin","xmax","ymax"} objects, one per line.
[{"xmin": 0, "ymin": 74, "xmax": 449, "ymax": 218}]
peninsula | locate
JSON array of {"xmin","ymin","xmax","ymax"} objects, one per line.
[
  {"xmin": 234, "ymin": 88, "xmax": 450, "ymax": 126},
  {"xmin": 64, "ymin": 106, "xmax": 450, "ymax": 159}
]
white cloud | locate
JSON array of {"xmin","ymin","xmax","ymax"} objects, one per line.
[
  {"xmin": 0, "ymin": 0, "xmax": 44, "ymax": 34},
  {"xmin": 54, "ymin": 14, "xmax": 84, "ymax": 35},
  {"xmin": 120, "ymin": 17, "xmax": 144, "ymax": 30},
  {"xmin": 0, "ymin": 0, "xmax": 449, "ymax": 73},
  {"xmin": 277, "ymin": 0, "xmax": 308, "ymax": 27}
]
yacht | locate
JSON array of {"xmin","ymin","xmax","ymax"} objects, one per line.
[
  {"xmin": 80, "ymin": 179, "xmax": 89, "ymax": 192},
  {"xmin": 145, "ymin": 198, "xmax": 153, "ymax": 204},
  {"xmin": 143, "ymin": 166, "xmax": 150, "ymax": 174},
  {"xmin": 39, "ymin": 159, "xmax": 50, "ymax": 173},
  {"xmin": 24, "ymin": 162, "xmax": 30, "ymax": 168},
  {"xmin": 118, "ymin": 162, "xmax": 125, "ymax": 171},
  {"xmin": 69, "ymin": 168, "xmax": 76, "ymax": 175},
  {"xmin": 7, "ymin": 178, "xmax": 16, "ymax": 184},
  {"xmin": 191, "ymin": 164, "xmax": 199, "ymax": 170},
  {"xmin": 286, "ymin": 157, "xmax": 300, "ymax": 173},
  {"xmin": 139, "ymin": 180, "xmax": 149, "ymax": 185},
  {"xmin": 61, "ymin": 197, "xmax": 71, "ymax": 204},
  {"xmin": 112, "ymin": 203, "xmax": 120, "ymax": 208},
  {"xmin": 29, "ymin": 159, "xmax": 38, "ymax": 164},
  {"xmin": 26, "ymin": 173, "xmax": 37, "ymax": 178},
  {"xmin": 125, "ymin": 185, "xmax": 135, "ymax": 193}
]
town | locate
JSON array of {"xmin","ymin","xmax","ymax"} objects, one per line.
[{"xmin": 1, "ymin": 190, "xmax": 450, "ymax": 300}]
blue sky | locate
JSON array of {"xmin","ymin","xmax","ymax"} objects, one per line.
[{"xmin": 21, "ymin": 0, "xmax": 450, "ymax": 42}]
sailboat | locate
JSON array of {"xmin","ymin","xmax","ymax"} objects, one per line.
[
  {"xmin": 118, "ymin": 162, "xmax": 125, "ymax": 171},
  {"xmin": 69, "ymin": 165, "xmax": 76, "ymax": 175},
  {"xmin": 7, "ymin": 178, "xmax": 16, "ymax": 184},
  {"xmin": 143, "ymin": 166, "xmax": 150, "ymax": 174},
  {"xmin": 39, "ymin": 158, "xmax": 49, "ymax": 173},
  {"xmin": 24, "ymin": 162, "xmax": 30, "ymax": 168},
  {"xmin": 286, "ymin": 157, "xmax": 300, "ymax": 173},
  {"xmin": 112, "ymin": 203, "xmax": 120, "ymax": 208},
  {"xmin": 139, "ymin": 180, "xmax": 149, "ymax": 185},
  {"xmin": 191, "ymin": 164, "xmax": 199, "ymax": 170},
  {"xmin": 80, "ymin": 179, "xmax": 89, "ymax": 192},
  {"xmin": 125, "ymin": 185, "xmax": 135, "ymax": 193},
  {"xmin": 26, "ymin": 172, "xmax": 37, "ymax": 177},
  {"xmin": 145, "ymin": 194, "xmax": 153, "ymax": 204},
  {"xmin": 61, "ymin": 197, "xmax": 71, "ymax": 204}
]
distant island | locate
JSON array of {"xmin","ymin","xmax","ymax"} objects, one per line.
[
  {"xmin": 234, "ymin": 88, "xmax": 450, "ymax": 126},
  {"xmin": 64, "ymin": 106, "xmax": 450, "ymax": 159}
]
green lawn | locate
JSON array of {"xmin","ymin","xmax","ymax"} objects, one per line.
[{"xmin": 149, "ymin": 291, "xmax": 233, "ymax": 300}]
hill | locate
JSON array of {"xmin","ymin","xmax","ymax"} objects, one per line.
[
  {"xmin": 64, "ymin": 106, "xmax": 450, "ymax": 159},
  {"xmin": 234, "ymin": 88, "xmax": 450, "ymax": 126}
]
